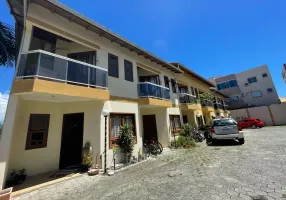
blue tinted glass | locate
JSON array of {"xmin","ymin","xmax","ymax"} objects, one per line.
[
  {"xmin": 217, "ymin": 84, "xmax": 221, "ymax": 90},
  {"xmin": 229, "ymin": 80, "xmax": 237, "ymax": 87},
  {"xmin": 225, "ymin": 82, "xmax": 230, "ymax": 88}
]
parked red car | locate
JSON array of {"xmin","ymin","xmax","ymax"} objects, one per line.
[{"xmin": 238, "ymin": 118, "xmax": 265, "ymax": 129}]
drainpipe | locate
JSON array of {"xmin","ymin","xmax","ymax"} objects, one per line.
[{"xmin": 174, "ymin": 64, "xmax": 184, "ymax": 126}]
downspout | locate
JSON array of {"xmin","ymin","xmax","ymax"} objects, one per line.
[{"xmin": 174, "ymin": 64, "xmax": 184, "ymax": 126}]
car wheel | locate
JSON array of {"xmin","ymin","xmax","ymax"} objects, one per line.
[
  {"xmin": 238, "ymin": 138, "xmax": 245, "ymax": 145},
  {"xmin": 251, "ymin": 125, "xmax": 257, "ymax": 129}
]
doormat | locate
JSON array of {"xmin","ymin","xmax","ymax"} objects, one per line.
[{"xmin": 49, "ymin": 169, "xmax": 79, "ymax": 178}]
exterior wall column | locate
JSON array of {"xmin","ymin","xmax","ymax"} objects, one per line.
[{"xmin": 0, "ymin": 95, "xmax": 19, "ymax": 189}]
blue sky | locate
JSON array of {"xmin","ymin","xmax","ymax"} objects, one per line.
[{"xmin": 0, "ymin": 0, "xmax": 286, "ymax": 119}]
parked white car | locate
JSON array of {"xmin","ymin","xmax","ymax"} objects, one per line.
[{"xmin": 209, "ymin": 118, "xmax": 244, "ymax": 145}]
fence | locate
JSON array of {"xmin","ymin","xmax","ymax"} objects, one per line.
[{"xmin": 230, "ymin": 103, "xmax": 286, "ymax": 126}]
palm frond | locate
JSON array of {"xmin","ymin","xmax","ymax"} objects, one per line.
[{"xmin": 0, "ymin": 21, "xmax": 16, "ymax": 68}]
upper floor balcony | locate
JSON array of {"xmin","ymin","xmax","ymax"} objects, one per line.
[
  {"xmin": 11, "ymin": 50, "xmax": 109, "ymax": 101},
  {"xmin": 201, "ymin": 100, "xmax": 214, "ymax": 112},
  {"xmin": 137, "ymin": 82, "xmax": 172, "ymax": 107},
  {"xmin": 179, "ymin": 93, "xmax": 201, "ymax": 110},
  {"xmin": 214, "ymin": 102, "xmax": 223, "ymax": 110}
]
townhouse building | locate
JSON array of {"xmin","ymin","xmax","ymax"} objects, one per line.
[
  {"xmin": 0, "ymin": 0, "xmax": 228, "ymax": 188},
  {"xmin": 209, "ymin": 65, "xmax": 280, "ymax": 110}
]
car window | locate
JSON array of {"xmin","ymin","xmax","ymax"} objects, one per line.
[
  {"xmin": 256, "ymin": 119, "xmax": 261, "ymax": 121},
  {"xmin": 214, "ymin": 119, "xmax": 237, "ymax": 126},
  {"xmin": 243, "ymin": 120, "xmax": 248, "ymax": 122}
]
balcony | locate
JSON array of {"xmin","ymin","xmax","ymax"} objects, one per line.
[
  {"xmin": 11, "ymin": 50, "xmax": 109, "ymax": 101},
  {"xmin": 214, "ymin": 103, "xmax": 223, "ymax": 110},
  {"xmin": 179, "ymin": 93, "xmax": 201, "ymax": 110},
  {"xmin": 201, "ymin": 100, "xmax": 214, "ymax": 112},
  {"xmin": 223, "ymin": 105, "xmax": 231, "ymax": 114},
  {"xmin": 137, "ymin": 82, "xmax": 172, "ymax": 107}
]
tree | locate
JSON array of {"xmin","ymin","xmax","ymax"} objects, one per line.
[{"xmin": 0, "ymin": 22, "xmax": 15, "ymax": 68}]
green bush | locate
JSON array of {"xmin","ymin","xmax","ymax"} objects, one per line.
[
  {"xmin": 170, "ymin": 136, "xmax": 196, "ymax": 149},
  {"xmin": 180, "ymin": 124, "xmax": 193, "ymax": 137},
  {"xmin": 118, "ymin": 124, "xmax": 134, "ymax": 154}
]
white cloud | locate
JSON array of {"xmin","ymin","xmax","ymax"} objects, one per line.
[{"xmin": 0, "ymin": 92, "xmax": 9, "ymax": 123}]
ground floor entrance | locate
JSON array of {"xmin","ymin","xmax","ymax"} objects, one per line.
[
  {"xmin": 59, "ymin": 113, "xmax": 84, "ymax": 169},
  {"xmin": 142, "ymin": 114, "xmax": 158, "ymax": 141}
]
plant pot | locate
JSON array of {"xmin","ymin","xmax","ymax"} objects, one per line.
[{"xmin": 0, "ymin": 187, "xmax": 12, "ymax": 200}]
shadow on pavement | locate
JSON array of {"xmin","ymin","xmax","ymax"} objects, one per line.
[{"xmin": 206, "ymin": 139, "xmax": 240, "ymax": 147}]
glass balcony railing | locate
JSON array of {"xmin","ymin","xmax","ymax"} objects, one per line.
[
  {"xmin": 223, "ymin": 104, "xmax": 229, "ymax": 111},
  {"xmin": 138, "ymin": 82, "xmax": 170, "ymax": 100},
  {"xmin": 214, "ymin": 103, "xmax": 223, "ymax": 110},
  {"xmin": 201, "ymin": 100, "xmax": 213, "ymax": 108},
  {"xmin": 179, "ymin": 93, "xmax": 198, "ymax": 104},
  {"xmin": 16, "ymin": 50, "xmax": 108, "ymax": 89}
]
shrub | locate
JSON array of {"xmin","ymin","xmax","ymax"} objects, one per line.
[
  {"xmin": 180, "ymin": 124, "xmax": 193, "ymax": 137},
  {"xmin": 170, "ymin": 136, "xmax": 196, "ymax": 149},
  {"xmin": 118, "ymin": 124, "xmax": 134, "ymax": 154}
]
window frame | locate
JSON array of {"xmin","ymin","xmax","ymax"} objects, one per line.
[
  {"xmin": 109, "ymin": 113, "xmax": 137, "ymax": 148},
  {"xmin": 248, "ymin": 76, "xmax": 257, "ymax": 84},
  {"xmin": 169, "ymin": 115, "xmax": 182, "ymax": 136},
  {"xmin": 164, "ymin": 76, "xmax": 170, "ymax": 89},
  {"xmin": 262, "ymin": 73, "xmax": 268, "ymax": 78},
  {"xmin": 124, "ymin": 59, "xmax": 133, "ymax": 82},
  {"xmin": 251, "ymin": 90, "xmax": 262, "ymax": 98},
  {"xmin": 267, "ymin": 88, "xmax": 273, "ymax": 93},
  {"xmin": 108, "ymin": 53, "xmax": 119, "ymax": 78},
  {"xmin": 171, "ymin": 79, "xmax": 177, "ymax": 93},
  {"xmin": 25, "ymin": 114, "xmax": 50, "ymax": 150}
]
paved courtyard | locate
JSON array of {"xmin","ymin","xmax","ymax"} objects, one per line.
[{"xmin": 14, "ymin": 127, "xmax": 286, "ymax": 200}]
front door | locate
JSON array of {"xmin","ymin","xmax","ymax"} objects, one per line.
[
  {"xmin": 59, "ymin": 113, "xmax": 84, "ymax": 169},
  {"xmin": 142, "ymin": 115, "xmax": 158, "ymax": 141}
]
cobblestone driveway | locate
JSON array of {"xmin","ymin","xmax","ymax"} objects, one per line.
[{"xmin": 15, "ymin": 127, "xmax": 286, "ymax": 200}]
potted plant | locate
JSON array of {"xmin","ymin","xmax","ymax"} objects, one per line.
[
  {"xmin": 0, "ymin": 187, "xmax": 12, "ymax": 200},
  {"xmin": 118, "ymin": 124, "xmax": 134, "ymax": 165}
]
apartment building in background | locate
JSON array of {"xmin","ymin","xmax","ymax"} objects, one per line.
[
  {"xmin": 0, "ymin": 0, "xmax": 229, "ymax": 188},
  {"xmin": 209, "ymin": 65, "xmax": 280, "ymax": 110}
]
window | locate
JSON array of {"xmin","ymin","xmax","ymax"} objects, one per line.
[
  {"xmin": 164, "ymin": 76, "xmax": 170, "ymax": 88},
  {"xmin": 171, "ymin": 79, "xmax": 177, "ymax": 93},
  {"xmin": 251, "ymin": 90, "xmax": 262, "ymax": 98},
  {"xmin": 248, "ymin": 77, "xmax": 257, "ymax": 84},
  {"xmin": 190, "ymin": 86, "xmax": 195, "ymax": 96},
  {"xmin": 108, "ymin": 53, "xmax": 119, "ymax": 78},
  {"xmin": 229, "ymin": 96, "xmax": 239, "ymax": 101},
  {"xmin": 124, "ymin": 59, "xmax": 133, "ymax": 82},
  {"xmin": 25, "ymin": 114, "xmax": 50, "ymax": 150},
  {"xmin": 195, "ymin": 88, "xmax": 199, "ymax": 98},
  {"xmin": 139, "ymin": 75, "xmax": 160, "ymax": 85},
  {"xmin": 109, "ymin": 113, "xmax": 136, "ymax": 148},
  {"xmin": 225, "ymin": 81, "xmax": 230, "ymax": 89},
  {"xmin": 169, "ymin": 115, "xmax": 181, "ymax": 135},
  {"xmin": 213, "ymin": 119, "xmax": 237, "ymax": 126},
  {"xmin": 267, "ymin": 88, "xmax": 273, "ymax": 93},
  {"xmin": 229, "ymin": 80, "xmax": 238, "ymax": 87},
  {"xmin": 262, "ymin": 73, "xmax": 268, "ymax": 78},
  {"xmin": 216, "ymin": 84, "xmax": 221, "ymax": 90}
]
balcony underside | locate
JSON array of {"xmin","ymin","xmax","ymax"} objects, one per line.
[
  {"xmin": 215, "ymin": 109, "xmax": 224, "ymax": 113},
  {"xmin": 11, "ymin": 79, "xmax": 110, "ymax": 101},
  {"xmin": 138, "ymin": 98, "xmax": 172, "ymax": 108},
  {"xmin": 181, "ymin": 104, "xmax": 201, "ymax": 110},
  {"xmin": 202, "ymin": 107, "xmax": 214, "ymax": 112}
]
